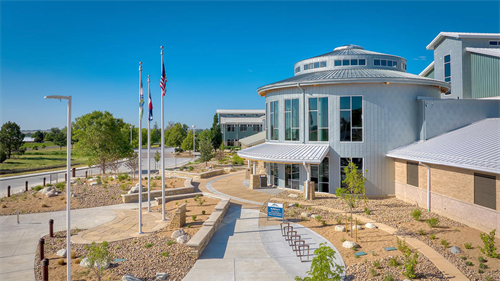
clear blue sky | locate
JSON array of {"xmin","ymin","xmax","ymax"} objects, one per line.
[{"xmin": 1, "ymin": 1, "xmax": 499, "ymax": 130}]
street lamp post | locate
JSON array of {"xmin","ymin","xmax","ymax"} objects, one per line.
[
  {"xmin": 192, "ymin": 125, "xmax": 195, "ymax": 159},
  {"xmin": 44, "ymin": 95, "xmax": 72, "ymax": 281}
]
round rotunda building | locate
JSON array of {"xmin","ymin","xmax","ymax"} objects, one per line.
[{"xmin": 238, "ymin": 45, "xmax": 450, "ymax": 196}]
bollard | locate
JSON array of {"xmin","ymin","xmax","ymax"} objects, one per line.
[
  {"xmin": 43, "ymin": 177, "xmax": 46, "ymax": 186},
  {"xmin": 49, "ymin": 219, "xmax": 54, "ymax": 237},
  {"xmin": 85, "ymin": 171, "xmax": 88, "ymax": 178},
  {"xmin": 42, "ymin": 258, "xmax": 49, "ymax": 281},
  {"xmin": 65, "ymin": 173, "xmax": 67, "ymax": 182},
  {"xmin": 39, "ymin": 238, "xmax": 45, "ymax": 261},
  {"xmin": 72, "ymin": 167, "xmax": 76, "ymax": 177},
  {"xmin": 7, "ymin": 186, "xmax": 10, "ymax": 197},
  {"xmin": 25, "ymin": 181, "xmax": 28, "ymax": 192}
]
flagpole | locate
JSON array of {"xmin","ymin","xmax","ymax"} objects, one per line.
[
  {"xmin": 147, "ymin": 75, "xmax": 151, "ymax": 212},
  {"xmin": 161, "ymin": 46, "xmax": 166, "ymax": 221},
  {"xmin": 138, "ymin": 62, "xmax": 143, "ymax": 234}
]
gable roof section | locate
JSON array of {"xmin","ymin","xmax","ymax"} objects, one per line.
[
  {"xmin": 466, "ymin": 47, "xmax": 500, "ymax": 58},
  {"xmin": 427, "ymin": 32, "xmax": 500, "ymax": 50},
  {"xmin": 387, "ymin": 118, "xmax": 500, "ymax": 175},
  {"xmin": 419, "ymin": 61, "xmax": 435, "ymax": 77}
]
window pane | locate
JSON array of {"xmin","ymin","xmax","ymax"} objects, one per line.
[
  {"xmin": 352, "ymin": 158, "xmax": 363, "ymax": 171},
  {"xmin": 352, "ymin": 97, "xmax": 362, "ymax": 127},
  {"xmin": 320, "ymin": 129, "xmax": 329, "ymax": 141},
  {"xmin": 309, "ymin": 98, "xmax": 318, "ymax": 110},
  {"xmin": 314, "ymin": 62, "xmax": 319, "ymax": 68},
  {"xmin": 445, "ymin": 63, "xmax": 451, "ymax": 77},
  {"xmin": 359, "ymin": 59, "xmax": 366, "ymax": 65},
  {"xmin": 292, "ymin": 129, "xmax": 300, "ymax": 141},
  {"xmin": 381, "ymin": 60, "xmax": 387, "ymax": 66},
  {"xmin": 319, "ymin": 183, "xmax": 329, "ymax": 193},
  {"xmin": 490, "ymin": 41, "xmax": 498, "ymax": 46},
  {"xmin": 309, "ymin": 112, "xmax": 318, "ymax": 141},
  {"xmin": 319, "ymin": 97, "xmax": 328, "ymax": 128},
  {"xmin": 334, "ymin": 60, "xmax": 341, "ymax": 66},
  {"xmin": 351, "ymin": 59, "xmax": 358, "ymax": 65},
  {"xmin": 388, "ymin": 60, "xmax": 393, "ymax": 67},
  {"xmin": 320, "ymin": 61, "xmax": 326, "ymax": 67},
  {"xmin": 340, "ymin": 111, "xmax": 351, "ymax": 141},
  {"xmin": 343, "ymin": 59, "xmax": 350, "ymax": 66},
  {"xmin": 374, "ymin": 59, "xmax": 380, "ymax": 66},
  {"xmin": 292, "ymin": 99, "xmax": 299, "ymax": 127},
  {"xmin": 444, "ymin": 54, "xmax": 450, "ymax": 63},
  {"xmin": 285, "ymin": 100, "xmax": 291, "ymax": 111},
  {"xmin": 352, "ymin": 128, "xmax": 362, "ymax": 142},
  {"xmin": 285, "ymin": 112, "xmax": 291, "ymax": 141},
  {"xmin": 445, "ymin": 77, "xmax": 451, "ymax": 82},
  {"xmin": 393, "ymin": 61, "xmax": 397, "ymax": 67},
  {"xmin": 340, "ymin": 97, "xmax": 350, "ymax": 110},
  {"xmin": 340, "ymin": 157, "xmax": 349, "ymax": 167}
]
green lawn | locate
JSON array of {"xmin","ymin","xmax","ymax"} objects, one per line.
[
  {"xmin": 0, "ymin": 148, "xmax": 88, "ymax": 173},
  {"xmin": 22, "ymin": 142, "xmax": 56, "ymax": 149}
]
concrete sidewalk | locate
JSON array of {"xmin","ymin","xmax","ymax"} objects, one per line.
[
  {"xmin": 0, "ymin": 202, "xmax": 148, "ymax": 281},
  {"xmin": 182, "ymin": 205, "xmax": 345, "ymax": 281}
]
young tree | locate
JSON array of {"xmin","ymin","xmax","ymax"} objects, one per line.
[
  {"xmin": 295, "ymin": 242, "xmax": 344, "ymax": 281},
  {"xmin": 199, "ymin": 138, "xmax": 213, "ymax": 166},
  {"xmin": 154, "ymin": 150, "xmax": 161, "ymax": 170},
  {"xmin": 74, "ymin": 111, "xmax": 132, "ymax": 174},
  {"xmin": 124, "ymin": 152, "xmax": 139, "ymax": 179},
  {"xmin": 335, "ymin": 161, "xmax": 367, "ymax": 237},
  {"xmin": 181, "ymin": 130, "xmax": 196, "ymax": 152},
  {"xmin": 0, "ymin": 121, "xmax": 25, "ymax": 159},
  {"xmin": 32, "ymin": 131, "xmax": 45, "ymax": 143},
  {"xmin": 84, "ymin": 241, "xmax": 112, "ymax": 281},
  {"xmin": 53, "ymin": 130, "xmax": 67, "ymax": 150},
  {"xmin": 151, "ymin": 122, "xmax": 161, "ymax": 144},
  {"xmin": 210, "ymin": 113, "xmax": 222, "ymax": 150},
  {"xmin": 166, "ymin": 122, "xmax": 187, "ymax": 148}
]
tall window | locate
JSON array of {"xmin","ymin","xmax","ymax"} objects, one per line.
[
  {"xmin": 308, "ymin": 97, "xmax": 328, "ymax": 141},
  {"xmin": 265, "ymin": 103, "xmax": 268, "ymax": 140},
  {"xmin": 444, "ymin": 54, "xmax": 451, "ymax": 82},
  {"xmin": 270, "ymin": 163, "xmax": 279, "ymax": 186},
  {"xmin": 240, "ymin": 124, "xmax": 247, "ymax": 132},
  {"xmin": 285, "ymin": 164, "xmax": 300, "ymax": 189},
  {"xmin": 407, "ymin": 162, "xmax": 419, "ymax": 187},
  {"xmin": 270, "ymin": 101, "xmax": 279, "ymax": 140},
  {"xmin": 340, "ymin": 157, "xmax": 363, "ymax": 188},
  {"xmin": 474, "ymin": 173, "xmax": 496, "ymax": 210},
  {"xmin": 253, "ymin": 124, "xmax": 261, "ymax": 132},
  {"xmin": 340, "ymin": 96, "xmax": 363, "ymax": 142},
  {"xmin": 285, "ymin": 99, "xmax": 300, "ymax": 141},
  {"xmin": 227, "ymin": 124, "xmax": 235, "ymax": 132},
  {"xmin": 311, "ymin": 157, "xmax": 329, "ymax": 192}
]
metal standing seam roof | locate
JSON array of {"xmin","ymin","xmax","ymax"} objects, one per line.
[
  {"xmin": 466, "ymin": 47, "xmax": 500, "ymax": 58},
  {"xmin": 237, "ymin": 142, "xmax": 330, "ymax": 164},
  {"xmin": 426, "ymin": 32, "xmax": 500, "ymax": 50},
  {"xmin": 216, "ymin": 109, "xmax": 265, "ymax": 114},
  {"xmin": 239, "ymin": 131, "xmax": 266, "ymax": 147},
  {"xmin": 220, "ymin": 117, "xmax": 263, "ymax": 124},
  {"xmin": 257, "ymin": 68, "xmax": 451, "ymax": 94},
  {"xmin": 387, "ymin": 118, "xmax": 500, "ymax": 175}
]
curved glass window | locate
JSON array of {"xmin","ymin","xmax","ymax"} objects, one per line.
[
  {"xmin": 285, "ymin": 99, "xmax": 300, "ymax": 141},
  {"xmin": 270, "ymin": 101, "xmax": 279, "ymax": 140}
]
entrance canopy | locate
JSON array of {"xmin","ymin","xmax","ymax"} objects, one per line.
[{"xmin": 237, "ymin": 142, "xmax": 329, "ymax": 164}]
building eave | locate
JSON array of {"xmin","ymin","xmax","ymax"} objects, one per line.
[{"xmin": 419, "ymin": 61, "xmax": 435, "ymax": 76}]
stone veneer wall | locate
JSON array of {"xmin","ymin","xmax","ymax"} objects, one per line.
[
  {"xmin": 394, "ymin": 159, "xmax": 500, "ymax": 237},
  {"xmin": 121, "ymin": 178, "xmax": 194, "ymax": 203},
  {"xmin": 164, "ymin": 169, "xmax": 224, "ymax": 180},
  {"xmin": 186, "ymin": 199, "xmax": 231, "ymax": 259},
  {"xmin": 170, "ymin": 203, "xmax": 187, "ymax": 228}
]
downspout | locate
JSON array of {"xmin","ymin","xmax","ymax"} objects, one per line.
[
  {"xmin": 303, "ymin": 161, "xmax": 310, "ymax": 200},
  {"xmin": 419, "ymin": 162, "xmax": 431, "ymax": 212},
  {"xmin": 296, "ymin": 83, "xmax": 306, "ymax": 144}
]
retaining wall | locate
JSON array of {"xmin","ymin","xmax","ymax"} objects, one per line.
[{"xmin": 121, "ymin": 178, "xmax": 194, "ymax": 203}]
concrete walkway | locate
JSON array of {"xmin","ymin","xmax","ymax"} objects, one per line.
[{"xmin": 0, "ymin": 202, "xmax": 148, "ymax": 281}]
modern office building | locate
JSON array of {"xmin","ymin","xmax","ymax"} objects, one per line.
[
  {"xmin": 216, "ymin": 109, "xmax": 265, "ymax": 147},
  {"xmin": 420, "ymin": 32, "xmax": 500, "ymax": 99},
  {"xmin": 238, "ymin": 34, "xmax": 500, "ymax": 235}
]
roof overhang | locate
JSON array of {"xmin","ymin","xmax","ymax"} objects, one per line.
[
  {"xmin": 419, "ymin": 61, "xmax": 435, "ymax": 76},
  {"xmin": 237, "ymin": 142, "xmax": 329, "ymax": 165},
  {"xmin": 466, "ymin": 47, "xmax": 500, "ymax": 58},
  {"xmin": 427, "ymin": 32, "xmax": 500, "ymax": 50},
  {"xmin": 257, "ymin": 77, "xmax": 451, "ymax": 96}
]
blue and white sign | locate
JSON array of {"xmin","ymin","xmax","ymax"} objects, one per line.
[{"xmin": 267, "ymin": 202, "xmax": 284, "ymax": 219}]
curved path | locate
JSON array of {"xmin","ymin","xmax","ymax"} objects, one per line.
[{"xmin": 184, "ymin": 172, "xmax": 345, "ymax": 281}]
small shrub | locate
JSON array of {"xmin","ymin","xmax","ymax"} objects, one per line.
[
  {"xmin": 336, "ymin": 217, "xmax": 342, "ymax": 225},
  {"xmin": 315, "ymin": 215, "xmax": 323, "ymax": 222},
  {"xmin": 411, "ymin": 209, "xmax": 422, "ymax": 221},
  {"xmin": 460, "ymin": 256, "xmax": 467, "ymax": 260},
  {"xmin": 351, "ymin": 246, "xmax": 357, "ymax": 251},
  {"xmin": 188, "ymin": 166, "xmax": 194, "ymax": 171},
  {"xmin": 430, "ymin": 233, "xmax": 436, "ymax": 239},
  {"xmin": 57, "ymin": 258, "xmax": 66, "ymax": 265},
  {"xmin": 161, "ymin": 251, "xmax": 169, "ymax": 257},
  {"xmin": 192, "ymin": 215, "xmax": 197, "ymax": 221},
  {"xmin": 478, "ymin": 256, "xmax": 486, "ymax": 263},
  {"xmin": 32, "ymin": 185, "xmax": 44, "ymax": 192},
  {"xmin": 479, "ymin": 263, "xmax": 487, "ymax": 269},
  {"xmin": 194, "ymin": 195, "xmax": 200, "ymax": 202},
  {"xmin": 341, "ymin": 237, "xmax": 346, "ymax": 242},
  {"xmin": 175, "ymin": 202, "xmax": 179, "ymax": 205},
  {"xmin": 198, "ymin": 198, "xmax": 205, "ymax": 206},
  {"xmin": 144, "ymin": 243, "xmax": 154, "ymax": 248},
  {"xmin": 397, "ymin": 237, "xmax": 410, "ymax": 253},
  {"xmin": 388, "ymin": 257, "xmax": 399, "ymax": 267},
  {"xmin": 485, "ymin": 276, "xmax": 493, "ymax": 281},
  {"xmin": 464, "ymin": 243, "xmax": 472, "ymax": 249},
  {"xmin": 115, "ymin": 246, "xmax": 121, "ymax": 250},
  {"xmin": 383, "ymin": 273, "xmax": 394, "ymax": 281},
  {"xmin": 166, "ymin": 240, "xmax": 175, "ymax": 246},
  {"xmin": 185, "ymin": 199, "xmax": 188, "ymax": 203},
  {"xmin": 373, "ymin": 260, "xmax": 381, "ymax": 269},
  {"xmin": 301, "ymin": 217, "xmax": 307, "ymax": 221},
  {"xmin": 369, "ymin": 268, "xmax": 377, "ymax": 277},
  {"xmin": 1, "ymin": 204, "xmax": 6, "ymax": 208},
  {"xmin": 465, "ymin": 261, "xmax": 473, "ymax": 266},
  {"xmin": 74, "ymin": 258, "xmax": 81, "ymax": 264},
  {"xmin": 402, "ymin": 249, "xmax": 418, "ymax": 279},
  {"xmin": 418, "ymin": 229, "xmax": 425, "ymax": 235},
  {"xmin": 426, "ymin": 217, "xmax": 439, "ymax": 228},
  {"xmin": 70, "ymin": 250, "xmax": 77, "ymax": 259},
  {"xmin": 187, "ymin": 224, "xmax": 191, "ymax": 228},
  {"xmin": 441, "ymin": 239, "xmax": 450, "ymax": 248},
  {"xmin": 55, "ymin": 182, "xmax": 65, "ymax": 191},
  {"xmin": 308, "ymin": 206, "xmax": 312, "ymax": 211},
  {"xmin": 478, "ymin": 269, "xmax": 484, "ymax": 274},
  {"xmin": 479, "ymin": 229, "xmax": 499, "ymax": 258},
  {"xmin": 321, "ymin": 220, "xmax": 327, "ymax": 227},
  {"xmin": 364, "ymin": 208, "xmax": 371, "ymax": 215},
  {"xmin": 133, "ymin": 240, "xmax": 138, "ymax": 244},
  {"xmin": 41, "ymin": 203, "xmax": 48, "ymax": 208}
]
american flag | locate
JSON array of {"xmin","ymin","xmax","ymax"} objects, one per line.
[
  {"xmin": 160, "ymin": 61, "xmax": 167, "ymax": 96},
  {"xmin": 148, "ymin": 82, "xmax": 153, "ymax": 121}
]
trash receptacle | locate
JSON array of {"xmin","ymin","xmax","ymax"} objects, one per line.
[{"xmin": 259, "ymin": 175, "xmax": 267, "ymax": 187}]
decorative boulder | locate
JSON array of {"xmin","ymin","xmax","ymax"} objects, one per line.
[
  {"xmin": 171, "ymin": 229, "xmax": 186, "ymax": 239},
  {"xmin": 334, "ymin": 225, "xmax": 346, "ymax": 232},
  {"xmin": 122, "ymin": 275, "xmax": 141, "ymax": 281},
  {"xmin": 300, "ymin": 213, "xmax": 311, "ymax": 218},
  {"xmin": 311, "ymin": 214, "xmax": 321, "ymax": 219},
  {"xmin": 288, "ymin": 203, "xmax": 296, "ymax": 208},
  {"xmin": 46, "ymin": 190, "xmax": 58, "ymax": 197},
  {"xmin": 342, "ymin": 241, "xmax": 358, "ymax": 249},
  {"xmin": 128, "ymin": 184, "xmax": 144, "ymax": 194},
  {"xmin": 449, "ymin": 246, "xmax": 461, "ymax": 254},
  {"xmin": 156, "ymin": 273, "xmax": 169, "ymax": 280},
  {"xmin": 90, "ymin": 182, "xmax": 98, "ymax": 186},
  {"xmin": 56, "ymin": 249, "xmax": 67, "ymax": 257},
  {"xmin": 39, "ymin": 186, "xmax": 55, "ymax": 195},
  {"xmin": 96, "ymin": 259, "xmax": 110, "ymax": 269},
  {"xmin": 351, "ymin": 225, "xmax": 362, "ymax": 231},
  {"xmin": 80, "ymin": 257, "xmax": 91, "ymax": 268},
  {"xmin": 176, "ymin": 234, "xmax": 188, "ymax": 244},
  {"xmin": 365, "ymin": 223, "xmax": 377, "ymax": 229},
  {"xmin": 288, "ymin": 194, "xmax": 298, "ymax": 198}
]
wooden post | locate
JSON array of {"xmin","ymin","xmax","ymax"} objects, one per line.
[
  {"xmin": 65, "ymin": 173, "xmax": 67, "ymax": 182},
  {"xmin": 25, "ymin": 181, "xmax": 28, "ymax": 192},
  {"xmin": 42, "ymin": 258, "xmax": 49, "ymax": 281},
  {"xmin": 39, "ymin": 238, "xmax": 45, "ymax": 261},
  {"xmin": 85, "ymin": 171, "xmax": 88, "ymax": 178},
  {"xmin": 7, "ymin": 186, "xmax": 10, "ymax": 197},
  {"xmin": 43, "ymin": 177, "xmax": 46, "ymax": 186},
  {"xmin": 49, "ymin": 219, "xmax": 54, "ymax": 237},
  {"xmin": 72, "ymin": 168, "xmax": 76, "ymax": 177}
]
